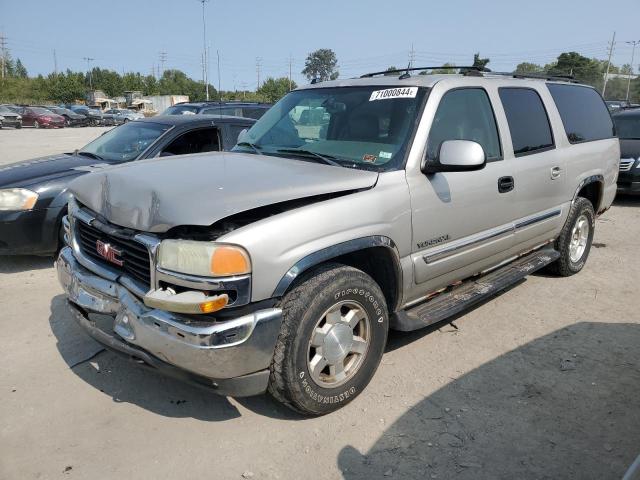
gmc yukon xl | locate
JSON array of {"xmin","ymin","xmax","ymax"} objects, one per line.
[{"xmin": 56, "ymin": 68, "xmax": 618, "ymax": 415}]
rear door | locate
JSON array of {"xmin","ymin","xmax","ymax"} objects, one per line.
[
  {"xmin": 409, "ymin": 86, "xmax": 518, "ymax": 291},
  {"xmin": 498, "ymin": 86, "xmax": 566, "ymax": 249}
]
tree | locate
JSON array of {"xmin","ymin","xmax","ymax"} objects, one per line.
[
  {"xmin": 14, "ymin": 59, "xmax": 28, "ymax": 78},
  {"xmin": 302, "ymin": 48, "xmax": 339, "ymax": 82},
  {"xmin": 472, "ymin": 53, "xmax": 490, "ymax": 70},
  {"xmin": 547, "ymin": 52, "xmax": 602, "ymax": 86},
  {"xmin": 514, "ymin": 62, "xmax": 543, "ymax": 74},
  {"xmin": 384, "ymin": 66, "xmax": 398, "ymax": 76},
  {"xmin": 257, "ymin": 77, "xmax": 297, "ymax": 102}
]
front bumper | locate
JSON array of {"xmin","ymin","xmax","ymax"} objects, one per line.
[
  {"xmin": 56, "ymin": 246, "xmax": 283, "ymax": 396},
  {"xmin": 0, "ymin": 206, "xmax": 62, "ymax": 255},
  {"xmin": 617, "ymin": 172, "xmax": 640, "ymax": 195}
]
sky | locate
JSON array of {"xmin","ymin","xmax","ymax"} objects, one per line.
[{"xmin": 0, "ymin": 0, "xmax": 638, "ymax": 91}]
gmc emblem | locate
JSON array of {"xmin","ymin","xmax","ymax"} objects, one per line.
[{"xmin": 96, "ymin": 240, "xmax": 124, "ymax": 267}]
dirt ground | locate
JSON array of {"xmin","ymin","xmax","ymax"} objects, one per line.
[{"xmin": 1, "ymin": 128, "xmax": 639, "ymax": 480}]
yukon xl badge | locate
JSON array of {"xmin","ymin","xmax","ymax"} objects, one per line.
[
  {"xmin": 96, "ymin": 240, "xmax": 124, "ymax": 267},
  {"xmin": 417, "ymin": 234, "xmax": 450, "ymax": 249}
]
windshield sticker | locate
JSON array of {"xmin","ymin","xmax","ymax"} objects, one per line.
[
  {"xmin": 369, "ymin": 87, "xmax": 418, "ymax": 101},
  {"xmin": 379, "ymin": 151, "xmax": 392, "ymax": 159},
  {"xmin": 363, "ymin": 154, "xmax": 377, "ymax": 163}
]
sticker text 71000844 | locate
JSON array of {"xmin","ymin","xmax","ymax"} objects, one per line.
[{"xmin": 369, "ymin": 87, "xmax": 418, "ymax": 101}]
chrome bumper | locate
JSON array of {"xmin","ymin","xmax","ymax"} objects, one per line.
[{"xmin": 56, "ymin": 247, "xmax": 282, "ymax": 396}]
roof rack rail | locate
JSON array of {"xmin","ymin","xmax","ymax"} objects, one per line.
[
  {"xmin": 360, "ymin": 65, "xmax": 489, "ymax": 78},
  {"xmin": 489, "ymin": 71, "xmax": 580, "ymax": 83}
]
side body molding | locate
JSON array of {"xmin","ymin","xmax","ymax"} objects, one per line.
[{"xmin": 271, "ymin": 236, "xmax": 402, "ymax": 305}]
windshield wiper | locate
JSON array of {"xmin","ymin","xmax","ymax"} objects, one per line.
[
  {"xmin": 75, "ymin": 150, "xmax": 103, "ymax": 160},
  {"xmin": 276, "ymin": 148, "xmax": 342, "ymax": 167},
  {"xmin": 236, "ymin": 141, "xmax": 263, "ymax": 155}
]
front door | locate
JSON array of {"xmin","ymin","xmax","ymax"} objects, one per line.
[{"xmin": 407, "ymin": 87, "xmax": 518, "ymax": 296}]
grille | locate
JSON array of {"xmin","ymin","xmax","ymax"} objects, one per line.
[
  {"xmin": 76, "ymin": 220, "xmax": 151, "ymax": 286},
  {"xmin": 619, "ymin": 158, "xmax": 636, "ymax": 172}
]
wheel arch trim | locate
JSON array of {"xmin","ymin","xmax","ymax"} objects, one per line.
[
  {"xmin": 271, "ymin": 236, "xmax": 403, "ymax": 309},
  {"xmin": 572, "ymin": 174, "xmax": 604, "ymax": 211}
]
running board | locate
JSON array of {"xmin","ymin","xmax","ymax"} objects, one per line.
[{"xmin": 392, "ymin": 248, "xmax": 560, "ymax": 332}]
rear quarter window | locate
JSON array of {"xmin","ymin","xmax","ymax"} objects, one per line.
[{"xmin": 547, "ymin": 84, "xmax": 614, "ymax": 144}]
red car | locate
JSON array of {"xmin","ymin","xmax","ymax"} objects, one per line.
[{"xmin": 16, "ymin": 106, "xmax": 65, "ymax": 128}]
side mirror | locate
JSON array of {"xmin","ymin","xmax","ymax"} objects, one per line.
[
  {"xmin": 237, "ymin": 128, "xmax": 249, "ymax": 143},
  {"xmin": 422, "ymin": 140, "xmax": 486, "ymax": 174}
]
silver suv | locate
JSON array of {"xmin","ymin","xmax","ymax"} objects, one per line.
[{"xmin": 56, "ymin": 69, "xmax": 618, "ymax": 415}]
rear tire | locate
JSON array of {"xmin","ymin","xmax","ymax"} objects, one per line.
[
  {"xmin": 548, "ymin": 197, "xmax": 595, "ymax": 276},
  {"xmin": 268, "ymin": 263, "xmax": 388, "ymax": 415},
  {"xmin": 34, "ymin": 121, "xmax": 40, "ymax": 129}
]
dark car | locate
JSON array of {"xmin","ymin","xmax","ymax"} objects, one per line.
[
  {"xmin": 68, "ymin": 105, "xmax": 104, "ymax": 126},
  {"xmin": 0, "ymin": 105, "xmax": 23, "ymax": 129},
  {"xmin": 47, "ymin": 107, "xmax": 89, "ymax": 127},
  {"xmin": 162, "ymin": 101, "xmax": 272, "ymax": 120},
  {"xmin": 0, "ymin": 115, "xmax": 255, "ymax": 255},
  {"xmin": 613, "ymin": 109, "xmax": 640, "ymax": 195},
  {"xmin": 15, "ymin": 106, "xmax": 65, "ymax": 128}
]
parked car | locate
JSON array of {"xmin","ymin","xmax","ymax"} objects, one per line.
[
  {"xmin": 613, "ymin": 108, "xmax": 640, "ymax": 195},
  {"xmin": 55, "ymin": 71, "xmax": 617, "ymax": 415},
  {"xmin": 47, "ymin": 107, "xmax": 89, "ymax": 127},
  {"xmin": 606, "ymin": 100, "xmax": 631, "ymax": 112},
  {"xmin": 104, "ymin": 108, "xmax": 144, "ymax": 123},
  {"xmin": 0, "ymin": 115, "xmax": 255, "ymax": 255},
  {"xmin": 0, "ymin": 105, "xmax": 22, "ymax": 128},
  {"xmin": 68, "ymin": 105, "xmax": 104, "ymax": 126},
  {"xmin": 94, "ymin": 107, "xmax": 117, "ymax": 126},
  {"xmin": 162, "ymin": 101, "xmax": 272, "ymax": 120},
  {"xmin": 14, "ymin": 106, "xmax": 65, "ymax": 128}
]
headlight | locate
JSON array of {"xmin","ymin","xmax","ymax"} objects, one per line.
[
  {"xmin": 16, "ymin": 115, "xmax": 21, "ymax": 120},
  {"xmin": 0, "ymin": 188, "xmax": 39, "ymax": 211},
  {"xmin": 0, "ymin": 116, "xmax": 4, "ymax": 121},
  {"xmin": 158, "ymin": 240, "xmax": 251, "ymax": 277}
]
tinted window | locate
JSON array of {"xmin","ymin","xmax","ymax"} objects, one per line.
[
  {"xmin": 241, "ymin": 107, "xmax": 269, "ymax": 120},
  {"xmin": 427, "ymin": 88, "xmax": 501, "ymax": 161},
  {"xmin": 499, "ymin": 88, "xmax": 554, "ymax": 157},
  {"xmin": 612, "ymin": 114, "xmax": 640, "ymax": 140},
  {"xmin": 547, "ymin": 84, "xmax": 614, "ymax": 143},
  {"xmin": 160, "ymin": 127, "xmax": 220, "ymax": 156}
]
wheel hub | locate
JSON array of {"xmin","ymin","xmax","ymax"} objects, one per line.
[
  {"xmin": 322, "ymin": 323, "xmax": 354, "ymax": 364},
  {"xmin": 569, "ymin": 214, "xmax": 589, "ymax": 263}
]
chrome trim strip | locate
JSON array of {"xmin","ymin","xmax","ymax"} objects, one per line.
[
  {"xmin": 514, "ymin": 209, "xmax": 562, "ymax": 230},
  {"xmin": 423, "ymin": 224, "xmax": 515, "ymax": 264}
]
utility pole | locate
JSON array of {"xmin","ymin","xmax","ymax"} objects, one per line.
[
  {"xmin": 408, "ymin": 43, "xmax": 416, "ymax": 68},
  {"xmin": 53, "ymin": 49, "xmax": 58, "ymax": 75},
  {"xmin": 256, "ymin": 57, "xmax": 262, "ymax": 90},
  {"xmin": 83, "ymin": 56, "xmax": 95, "ymax": 90},
  {"xmin": 159, "ymin": 51, "xmax": 167, "ymax": 76},
  {"xmin": 625, "ymin": 40, "xmax": 639, "ymax": 102},
  {"xmin": 216, "ymin": 49, "xmax": 221, "ymax": 100},
  {"xmin": 198, "ymin": 0, "xmax": 210, "ymax": 100},
  {"xmin": 288, "ymin": 54, "xmax": 293, "ymax": 91},
  {"xmin": 0, "ymin": 33, "xmax": 7, "ymax": 79},
  {"xmin": 602, "ymin": 32, "xmax": 616, "ymax": 96}
]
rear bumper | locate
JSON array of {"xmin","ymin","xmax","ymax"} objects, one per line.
[{"xmin": 56, "ymin": 247, "xmax": 283, "ymax": 396}]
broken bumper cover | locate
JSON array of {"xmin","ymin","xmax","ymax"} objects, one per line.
[{"xmin": 56, "ymin": 246, "xmax": 283, "ymax": 396}]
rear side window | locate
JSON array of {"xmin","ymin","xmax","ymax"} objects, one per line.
[
  {"xmin": 499, "ymin": 88, "xmax": 554, "ymax": 157},
  {"xmin": 547, "ymin": 84, "xmax": 614, "ymax": 143},
  {"xmin": 427, "ymin": 88, "xmax": 502, "ymax": 161}
]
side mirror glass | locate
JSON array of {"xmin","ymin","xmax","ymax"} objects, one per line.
[{"xmin": 422, "ymin": 140, "xmax": 486, "ymax": 174}]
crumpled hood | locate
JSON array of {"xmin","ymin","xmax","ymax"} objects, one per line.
[{"xmin": 69, "ymin": 151, "xmax": 379, "ymax": 233}]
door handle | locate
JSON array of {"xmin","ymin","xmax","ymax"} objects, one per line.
[
  {"xmin": 498, "ymin": 176, "xmax": 514, "ymax": 193},
  {"xmin": 550, "ymin": 166, "xmax": 562, "ymax": 179}
]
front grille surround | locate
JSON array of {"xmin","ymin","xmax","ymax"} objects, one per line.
[{"xmin": 619, "ymin": 158, "xmax": 636, "ymax": 172}]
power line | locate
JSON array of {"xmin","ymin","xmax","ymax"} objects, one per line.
[
  {"xmin": 159, "ymin": 51, "xmax": 167, "ymax": 76},
  {"xmin": 625, "ymin": 40, "xmax": 640, "ymax": 101},
  {"xmin": 602, "ymin": 32, "xmax": 616, "ymax": 96},
  {"xmin": 0, "ymin": 33, "xmax": 8, "ymax": 79},
  {"xmin": 198, "ymin": 0, "xmax": 210, "ymax": 100},
  {"xmin": 83, "ymin": 56, "xmax": 94, "ymax": 90},
  {"xmin": 256, "ymin": 57, "xmax": 262, "ymax": 89}
]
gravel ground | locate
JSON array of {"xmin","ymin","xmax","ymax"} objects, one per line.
[{"xmin": 1, "ymin": 128, "xmax": 639, "ymax": 480}]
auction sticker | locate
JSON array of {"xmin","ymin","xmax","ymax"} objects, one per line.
[{"xmin": 369, "ymin": 87, "xmax": 418, "ymax": 101}]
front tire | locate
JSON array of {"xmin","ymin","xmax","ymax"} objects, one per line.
[
  {"xmin": 268, "ymin": 263, "xmax": 388, "ymax": 415},
  {"xmin": 34, "ymin": 120, "xmax": 40, "ymax": 129},
  {"xmin": 549, "ymin": 197, "xmax": 595, "ymax": 276}
]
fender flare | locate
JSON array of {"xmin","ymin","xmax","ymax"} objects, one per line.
[
  {"xmin": 271, "ymin": 235, "xmax": 403, "ymax": 309},
  {"xmin": 572, "ymin": 174, "xmax": 604, "ymax": 206}
]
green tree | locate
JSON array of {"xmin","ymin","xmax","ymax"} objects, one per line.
[
  {"xmin": 256, "ymin": 77, "xmax": 297, "ymax": 102},
  {"xmin": 384, "ymin": 66, "xmax": 398, "ymax": 76},
  {"xmin": 14, "ymin": 58, "xmax": 28, "ymax": 78},
  {"xmin": 514, "ymin": 62, "xmax": 543, "ymax": 74},
  {"xmin": 302, "ymin": 48, "xmax": 339, "ymax": 82},
  {"xmin": 547, "ymin": 52, "xmax": 602, "ymax": 86},
  {"xmin": 472, "ymin": 53, "xmax": 490, "ymax": 70}
]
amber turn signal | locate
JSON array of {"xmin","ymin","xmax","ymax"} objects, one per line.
[{"xmin": 210, "ymin": 246, "xmax": 251, "ymax": 276}]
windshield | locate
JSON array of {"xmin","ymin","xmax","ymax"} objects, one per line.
[
  {"xmin": 614, "ymin": 115, "xmax": 640, "ymax": 139},
  {"xmin": 79, "ymin": 121, "xmax": 172, "ymax": 162},
  {"xmin": 0, "ymin": 106, "xmax": 15, "ymax": 114},
  {"xmin": 163, "ymin": 105, "xmax": 199, "ymax": 115},
  {"xmin": 233, "ymin": 86, "xmax": 427, "ymax": 171}
]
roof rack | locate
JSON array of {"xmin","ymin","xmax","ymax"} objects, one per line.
[
  {"xmin": 360, "ymin": 66, "xmax": 580, "ymax": 84},
  {"xmin": 360, "ymin": 65, "xmax": 487, "ymax": 78}
]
